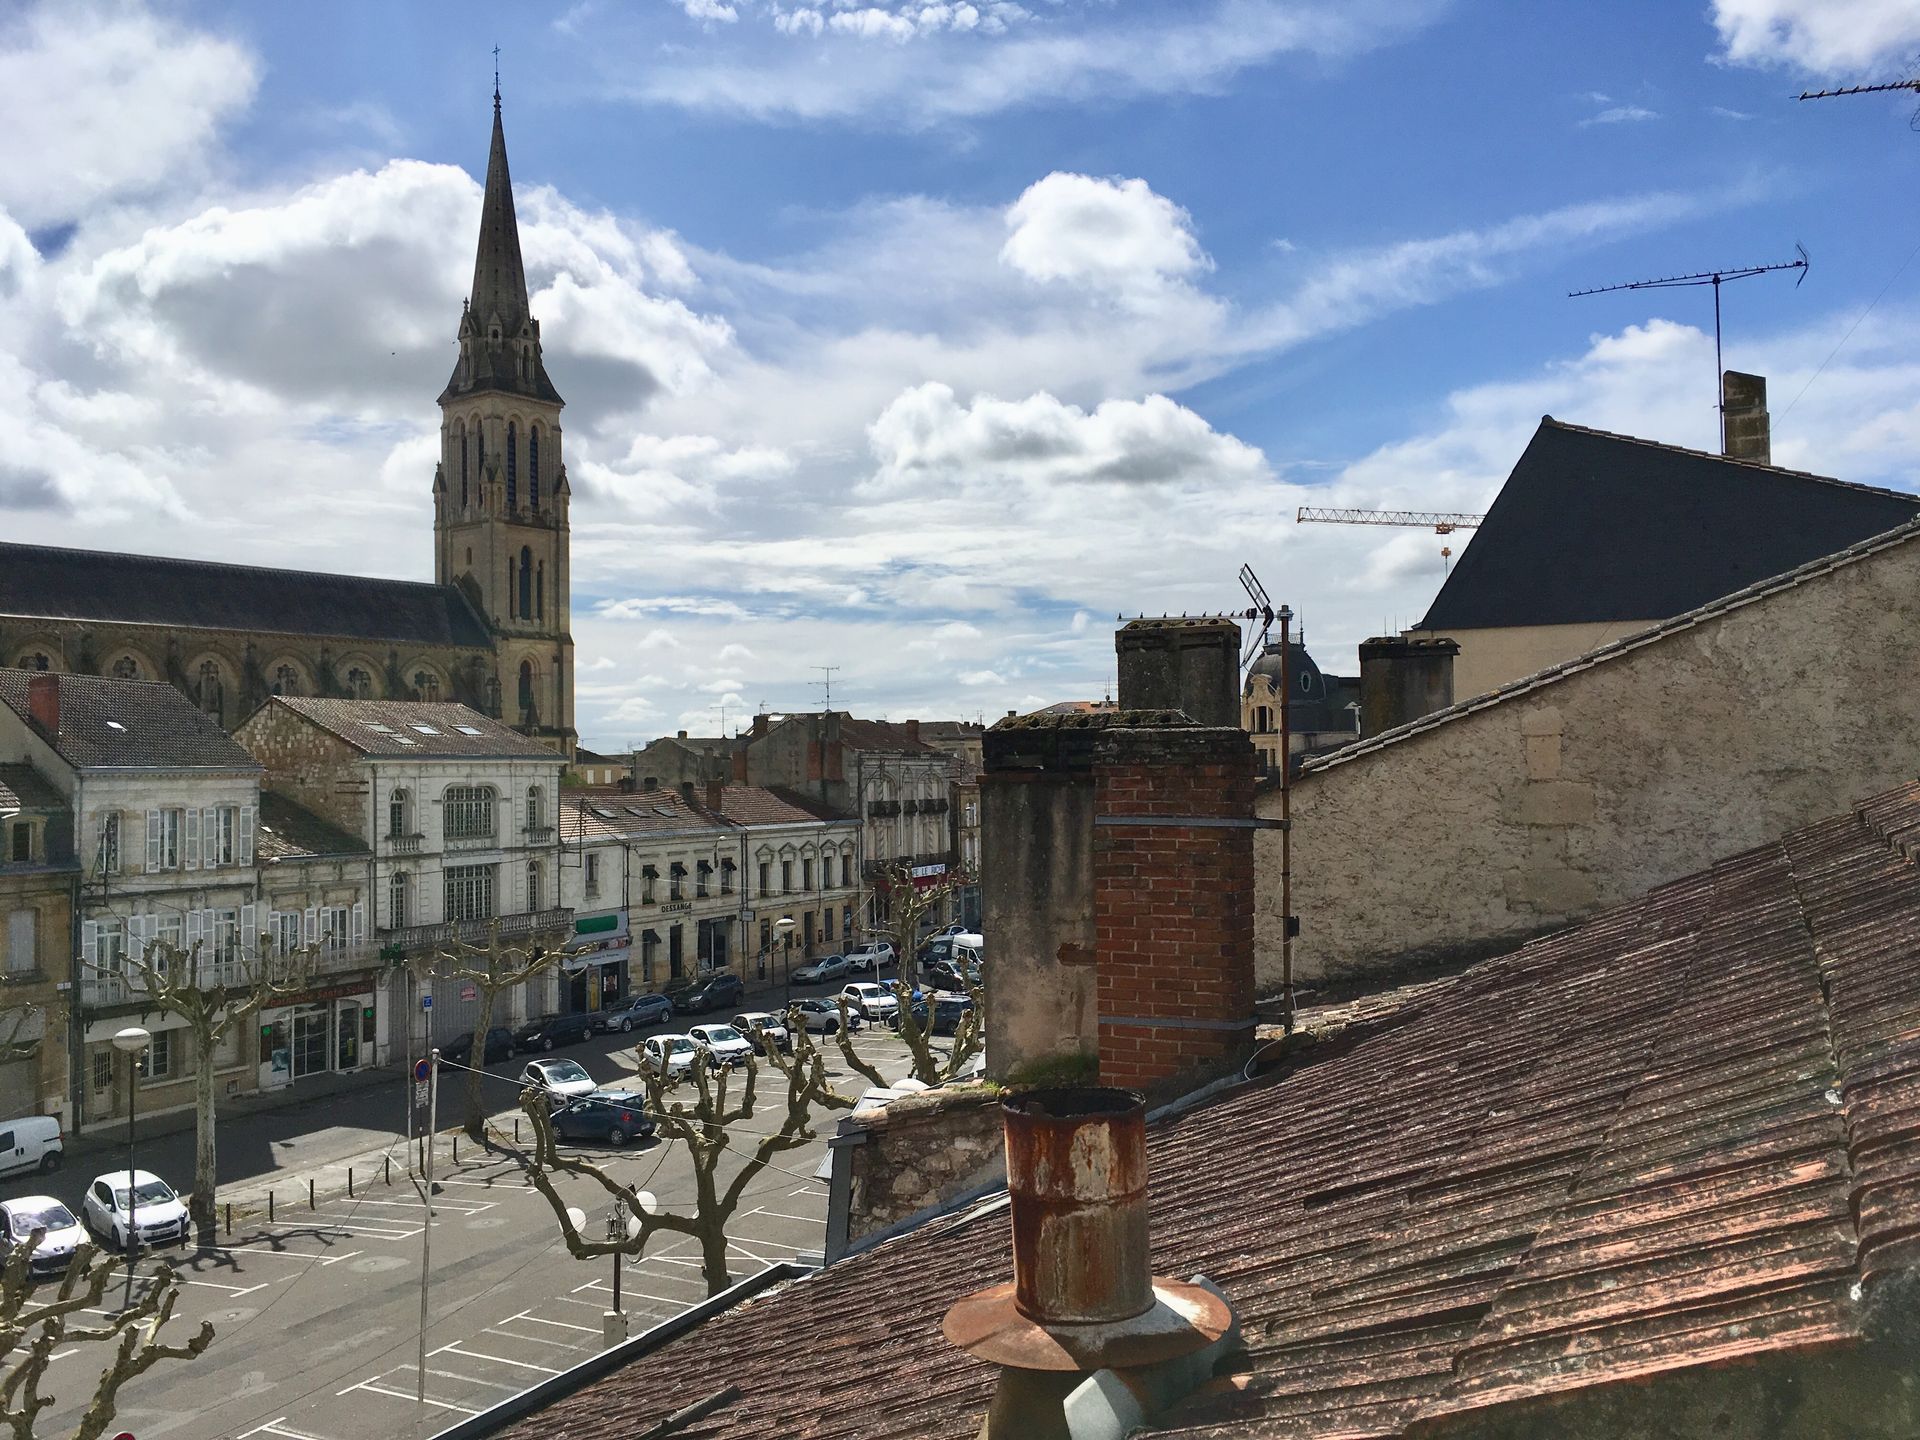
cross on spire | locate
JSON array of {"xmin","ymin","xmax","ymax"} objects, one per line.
[{"xmin": 492, "ymin": 45, "xmax": 501, "ymax": 109}]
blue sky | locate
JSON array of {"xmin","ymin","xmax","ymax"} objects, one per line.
[{"xmin": 3, "ymin": 0, "xmax": 1919, "ymax": 746}]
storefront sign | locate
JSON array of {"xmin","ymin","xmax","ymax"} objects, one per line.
[
  {"xmin": 911, "ymin": 863, "xmax": 948, "ymax": 879},
  {"xmin": 279, "ymin": 981, "xmax": 376, "ymax": 1009},
  {"xmin": 657, "ymin": 900, "xmax": 693, "ymax": 916},
  {"xmin": 566, "ymin": 911, "xmax": 628, "ymax": 952},
  {"xmin": 564, "ymin": 941, "xmax": 632, "ymax": 974}
]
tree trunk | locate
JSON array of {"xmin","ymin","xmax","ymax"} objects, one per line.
[
  {"xmin": 192, "ymin": 1026, "xmax": 218, "ymax": 1248},
  {"xmin": 464, "ymin": 984, "xmax": 499, "ymax": 1142},
  {"xmin": 693, "ymin": 1165, "xmax": 732, "ymax": 1296}
]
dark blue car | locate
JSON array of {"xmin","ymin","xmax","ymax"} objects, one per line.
[
  {"xmin": 550, "ymin": 1091, "xmax": 657, "ymax": 1148},
  {"xmin": 514, "ymin": 1012, "xmax": 596, "ymax": 1051}
]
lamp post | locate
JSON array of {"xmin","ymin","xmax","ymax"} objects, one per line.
[
  {"xmin": 775, "ymin": 916, "xmax": 796, "ymax": 1008},
  {"xmin": 110, "ymin": 1025, "xmax": 151, "ymax": 1289}
]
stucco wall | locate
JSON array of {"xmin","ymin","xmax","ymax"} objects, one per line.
[
  {"xmin": 1258, "ymin": 532, "xmax": 1920, "ymax": 991},
  {"xmin": 843, "ymin": 1084, "xmax": 1005, "ymax": 1244},
  {"xmin": 1413, "ymin": 619, "xmax": 1662, "ymax": 701}
]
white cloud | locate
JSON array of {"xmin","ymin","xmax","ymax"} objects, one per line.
[
  {"xmin": 1001, "ymin": 173, "xmax": 1209, "ymax": 296},
  {"xmin": 1581, "ymin": 105, "xmax": 1660, "ymax": 126},
  {"xmin": 680, "ymin": 0, "xmax": 741, "ymax": 21},
  {"xmin": 1710, "ymin": 0, "xmax": 1920, "ymax": 75},
  {"xmin": 0, "ymin": 2, "xmax": 256, "ymax": 228}
]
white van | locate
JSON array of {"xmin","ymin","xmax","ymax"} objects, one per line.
[
  {"xmin": 952, "ymin": 934, "xmax": 984, "ymax": 970},
  {"xmin": 0, "ymin": 1118, "xmax": 61, "ymax": 1178}
]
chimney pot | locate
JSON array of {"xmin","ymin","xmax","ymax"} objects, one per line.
[
  {"xmin": 26, "ymin": 674, "xmax": 58, "ymax": 736},
  {"xmin": 677, "ymin": 729, "xmax": 688, "ymax": 739}
]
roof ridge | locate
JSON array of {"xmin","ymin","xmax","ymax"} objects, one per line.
[
  {"xmin": 1304, "ymin": 515, "xmax": 1920, "ymax": 775},
  {"xmin": 1540, "ymin": 414, "xmax": 1920, "ymax": 503},
  {"xmin": 0, "ymin": 540, "xmax": 460, "ymax": 596}
]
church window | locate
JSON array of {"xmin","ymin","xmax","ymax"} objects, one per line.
[
  {"xmin": 16, "ymin": 653, "xmax": 49, "ymax": 672},
  {"xmin": 111, "ymin": 656, "xmax": 140, "ymax": 680},
  {"xmin": 518, "ymin": 660, "xmax": 535, "ymax": 716},
  {"xmin": 413, "ymin": 670, "xmax": 440, "ymax": 701},
  {"xmin": 517, "ymin": 548, "xmax": 532, "ymax": 621},
  {"xmin": 529, "ymin": 427, "xmax": 540, "ymax": 509},
  {"xmin": 272, "ymin": 664, "xmax": 300, "ymax": 696},
  {"xmin": 477, "ymin": 427, "xmax": 484, "ymax": 476},
  {"xmin": 457, "ymin": 423, "xmax": 468, "ymax": 505},
  {"xmin": 506, "ymin": 422, "xmax": 517, "ymax": 510},
  {"xmin": 536, "ymin": 561, "xmax": 544, "ymax": 620},
  {"xmin": 346, "ymin": 668, "xmax": 372, "ymax": 700},
  {"xmin": 195, "ymin": 660, "xmax": 224, "ymax": 722}
]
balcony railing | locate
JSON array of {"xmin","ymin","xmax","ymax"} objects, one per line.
[
  {"xmin": 380, "ymin": 907, "xmax": 574, "ymax": 955},
  {"xmin": 387, "ymin": 833, "xmax": 423, "ymax": 855},
  {"xmin": 81, "ymin": 942, "xmax": 383, "ymax": 1008},
  {"xmin": 443, "ymin": 830, "xmax": 500, "ymax": 852},
  {"xmin": 524, "ymin": 825, "xmax": 555, "ymax": 843}
]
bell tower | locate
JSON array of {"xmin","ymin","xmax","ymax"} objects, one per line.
[{"xmin": 434, "ymin": 85, "xmax": 575, "ymax": 755}]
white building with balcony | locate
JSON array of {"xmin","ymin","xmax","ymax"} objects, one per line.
[{"xmin": 235, "ymin": 697, "xmax": 568, "ymax": 1051}]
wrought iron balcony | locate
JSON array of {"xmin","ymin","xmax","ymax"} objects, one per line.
[
  {"xmin": 379, "ymin": 907, "xmax": 574, "ymax": 956},
  {"xmin": 79, "ymin": 944, "xmax": 381, "ymax": 1008}
]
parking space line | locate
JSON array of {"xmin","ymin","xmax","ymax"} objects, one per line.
[
  {"xmin": 506, "ymin": 1310, "xmax": 599, "ymax": 1334},
  {"xmin": 343, "ymin": 1196, "xmax": 496, "ymax": 1215},
  {"xmin": 216, "ymin": 1246, "xmax": 364, "ymax": 1266},
  {"xmin": 743, "ymin": 1205, "xmax": 824, "ymax": 1224},
  {"xmin": 552, "ymin": 1295, "xmax": 608, "ymax": 1311},
  {"xmin": 235, "ymin": 1419, "xmax": 332, "ymax": 1440},
  {"xmin": 433, "ymin": 1342, "xmax": 561, "ymax": 1374},
  {"xmin": 575, "ymin": 1276, "xmax": 702, "ymax": 1308},
  {"xmin": 485, "ymin": 1325, "xmax": 587, "ymax": 1350},
  {"xmin": 182, "ymin": 1277, "xmax": 275, "ymax": 1297},
  {"xmin": 339, "ymin": 1379, "xmax": 479, "ymax": 1415}
]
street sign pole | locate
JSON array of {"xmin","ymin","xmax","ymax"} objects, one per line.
[{"xmin": 413, "ymin": 1051, "xmax": 437, "ymax": 1406}]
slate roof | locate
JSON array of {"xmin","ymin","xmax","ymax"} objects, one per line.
[
  {"xmin": 263, "ymin": 699, "xmax": 559, "ymax": 760},
  {"xmin": 0, "ymin": 763, "xmax": 62, "ymax": 813},
  {"xmin": 560, "ymin": 787, "xmax": 731, "ymax": 843},
  {"xmin": 487, "ymin": 778, "xmax": 1920, "ymax": 1440},
  {"xmin": 1417, "ymin": 417, "xmax": 1920, "ymax": 632},
  {"xmin": 833, "ymin": 717, "xmax": 938, "ymax": 755},
  {"xmin": 1305, "ymin": 517, "xmax": 1920, "ymax": 776},
  {"xmin": 0, "ymin": 542, "xmax": 492, "ymax": 648},
  {"xmin": 0, "ymin": 670, "xmax": 259, "ymax": 771},
  {"xmin": 256, "ymin": 792, "xmax": 369, "ymax": 861}
]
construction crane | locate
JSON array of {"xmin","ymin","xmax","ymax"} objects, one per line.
[{"xmin": 1295, "ymin": 506, "xmax": 1484, "ymax": 535}]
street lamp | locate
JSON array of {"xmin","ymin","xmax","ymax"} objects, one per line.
[
  {"xmin": 110, "ymin": 1025, "xmax": 151, "ymax": 1283},
  {"xmin": 775, "ymin": 917, "xmax": 796, "ymax": 1008}
]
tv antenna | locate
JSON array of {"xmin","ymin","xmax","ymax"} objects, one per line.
[
  {"xmin": 1237, "ymin": 564, "xmax": 1276, "ymax": 675},
  {"xmin": 810, "ymin": 666, "xmax": 840, "ymax": 712},
  {"xmin": 1798, "ymin": 55, "xmax": 1920, "ymax": 128},
  {"xmin": 1570, "ymin": 246, "xmax": 1808, "ymax": 451}
]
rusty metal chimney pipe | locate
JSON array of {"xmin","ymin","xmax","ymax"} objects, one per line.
[{"xmin": 1004, "ymin": 1088, "xmax": 1152, "ymax": 1326}]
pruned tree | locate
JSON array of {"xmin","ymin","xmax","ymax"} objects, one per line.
[
  {"xmin": 519, "ymin": 1024, "xmax": 856, "ymax": 1297},
  {"xmin": 824, "ymin": 979, "xmax": 985, "ymax": 1089},
  {"xmin": 867, "ymin": 860, "xmax": 975, "ymax": 986},
  {"xmin": 0, "ymin": 1232, "xmax": 212, "ymax": 1440},
  {"xmin": 115, "ymin": 933, "xmax": 315, "ymax": 1247},
  {"xmin": 414, "ymin": 917, "xmax": 572, "ymax": 1141}
]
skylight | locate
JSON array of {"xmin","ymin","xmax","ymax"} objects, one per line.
[
  {"xmin": 364, "ymin": 722, "xmax": 394, "ymax": 734},
  {"xmin": 105, "ymin": 720, "xmax": 126, "ymax": 731},
  {"xmin": 454, "ymin": 725, "xmax": 482, "ymax": 735},
  {"xmin": 591, "ymin": 806, "xmax": 616, "ymax": 819},
  {"xmin": 409, "ymin": 724, "xmax": 440, "ymax": 735},
  {"xmin": 396, "ymin": 736, "xmax": 418, "ymax": 747},
  {"xmin": 653, "ymin": 806, "xmax": 675, "ymax": 817}
]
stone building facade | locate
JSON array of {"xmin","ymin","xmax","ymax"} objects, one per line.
[
  {"xmin": 0, "ymin": 90, "xmax": 575, "ymax": 757},
  {"xmin": 1256, "ymin": 518, "xmax": 1920, "ymax": 992},
  {"xmin": 0, "ymin": 762, "xmax": 75, "ymax": 1124}
]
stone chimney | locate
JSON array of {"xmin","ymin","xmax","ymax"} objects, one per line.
[
  {"xmin": 1115, "ymin": 617, "xmax": 1238, "ymax": 727},
  {"xmin": 751, "ymin": 713, "xmax": 769, "ymax": 739},
  {"xmin": 679, "ymin": 780, "xmax": 697, "ymax": 806},
  {"xmin": 677, "ymin": 728, "xmax": 688, "ymax": 739},
  {"xmin": 26, "ymin": 674, "xmax": 58, "ymax": 736},
  {"xmin": 905, "ymin": 717, "xmax": 920, "ymax": 743},
  {"xmin": 731, "ymin": 748, "xmax": 748, "ymax": 784},
  {"xmin": 1358, "ymin": 636, "xmax": 1457, "ymax": 738},
  {"xmin": 705, "ymin": 780, "xmax": 724, "ymax": 812},
  {"xmin": 1722, "ymin": 370, "xmax": 1771, "ymax": 465}
]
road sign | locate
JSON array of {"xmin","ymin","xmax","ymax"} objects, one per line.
[
  {"xmin": 413, "ymin": 1058, "xmax": 431, "ymax": 1083},
  {"xmin": 413, "ymin": 1080, "xmax": 429, "ymax": 1110},
  {"xmin": 460, "ymin": 983, "xmax": 477, "ymax": 1001},
  {"xmin": 421, "ymin": 994, "xmax": 433, "ymax": 1010}
]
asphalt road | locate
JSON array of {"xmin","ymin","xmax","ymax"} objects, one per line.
[{"xmin": 3, "ymin": 990, "xmax": 923, "ymax": 1440}]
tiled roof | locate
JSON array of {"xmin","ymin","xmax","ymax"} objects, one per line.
[
  {"xmin": 263, "ymin": 699, "xmax": 560, "ymax": 760},
  {"xmin": 709, "ymin": 785, "xmax": 854, "ymax": 827},
  {"xmin": 764, "ymin": 786, "xmax": 853, "ymax": 823},
  {"xmin": 0, "ymin": 670, "xmax": 259, "ymax": 771},
  {"xmin": 0, "ymin": 542, "xmax": 492, "ymax": 647},
  {"xmin": 833, "ymin": 716, "xmax": 936, "ymax": 755},
  {"xmin": 1303, "ymin": 517, "xmax": 1920, "ymax": 776},
  {"xmin": 560, "ymin": 787, "xmax": 731, "ymax": 843},
  {"xmin": 0, "ymin": 763, "xmax": 63, "ymax": 813},
  {"xmin": 256, "ymin": 792, "xmax": 369, "ymax": 861},
  {"xmin": 1417, "ymin": 417, "xmax": 1920, "ymax": 632},
  {"xmin": 490, "ymin": 779, "xmax": 1920, "ymax": 1440}
]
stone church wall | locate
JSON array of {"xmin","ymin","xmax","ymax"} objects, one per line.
[
  {"xmin": 1254, "ymin": 528, "xmax": 1920, "ymax": 992},
  {"xmin": 231, "ymin": 705, "xmax": 369, "ymax": 837}
]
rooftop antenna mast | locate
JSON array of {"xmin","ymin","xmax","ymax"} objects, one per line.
[
  {"xmin": 811, "ymin": 666, "xmax": 840, "ymax": 712},
  {"xmin": 1237, "ymin": 564, "xmax": 1276, "ymax": 676},
  {"xmin": 1570, "ymin": 246, "xmax": 1808, "ymax": 452},
  {"xmin": 1798, "ymin": 54, "xmax": 1920, "ymax": 127}
]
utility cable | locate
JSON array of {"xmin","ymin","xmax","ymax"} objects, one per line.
[{"xmin": 1779, "ymin": 232, "xmax": 1920, "ymax": 420}]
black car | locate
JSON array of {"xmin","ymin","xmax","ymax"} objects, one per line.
[
  {"xmin": 550, "ymin": 1091, "xmax": 657, "ymax": 1148},
  {"xmin": 513, "ymin": 1012, "xmax": 597, "ymax": 1051},
  {"xmin": 924, "ymin": 961, "xmax": 981, "ymax": 993},
  {"xmin": 442, "ymin": 1027, "xmax": 515, "ymax": 1066},
  {"xmin": 662, "ymin": 972, "xmax": 744, "ymax": 1015},
  {"xmin": 891, "ymin": 993, "xmax": 974, "ymax": 1036}
]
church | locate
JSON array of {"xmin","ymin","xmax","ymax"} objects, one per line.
[{"xmin": 0, "ymin": 92, "xmax": 577, "ymax": 757}]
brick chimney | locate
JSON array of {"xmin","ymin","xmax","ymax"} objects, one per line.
[
  {"xmin": 1722, "ymin": 370, "xmax": 1771, "ymax": 465},
  {"xmin": 731, "ymin": 748, "xmax": 749, "ymax": 784},
  {"xmin": 905, "ymin": 717, "xmax": 920, "ymax": 743},
  {"xmin": 26, "ymin": 674, "xmax": 58, "ymax": 736},
  {"xmin": 1115, "ymin": 617, "xmax": 1238, "ymax": 727},
  {"xmin": 705, "ymin": 780, "xmax": 724, "ymax": 812},
  {"xmin": 1358, "ymin": 636, "xmax": 1457, "ymax": 738},
  {"xmin": 751, "ymin": 713, "xmax": 769, "ymax": 739}
]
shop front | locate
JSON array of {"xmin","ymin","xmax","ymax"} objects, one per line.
[
  {"xmin": 563, "ymin": 910, "xmax": 630, "ymax": 1015},
  {"xmin": 257, "ymin": 981, "xmax": 378, "ymax": 1092}
]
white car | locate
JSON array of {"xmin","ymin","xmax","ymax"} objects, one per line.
[
  {"xmin": 841, "ymin": 981, "xmax": 899, "ymax": 1021},
  {"xmin": 731, "ymin": 1011, "xmax": 791, "ymax": 1054},
  {"xmin": 792, "ymin": 954, "xmax": 850, "ymax": 984},
  {"xmin": 844, "ymin": 943, "xmax": 896, "ymax": 974},
  {"xmin": 520, "ymin": 1058, "xmax": 596, "ymax": 1102},
  {"xmin": 639, "ymin": 1033, "xmax": 701, "ymax": 1080},
  {"xmin": 81, "ymin": 1170, "xmax": 188, "ymax": 1250},
  {"xmin": 0, "ymin": 1196, "xmax": 87, "ymax": 1277},
  {"xmin": 790, "ymin": 999, "xmax": 862, "ymax": 1035},
  {"xmin": 689, "ymin": 1023, "xmax": 753, "ymax": 1068}
]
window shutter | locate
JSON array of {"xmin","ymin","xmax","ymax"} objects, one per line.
[
  {"xmin": 186, "ymin": 909, "xmax": 205, "ymax": 957},
  {"xmin": 303, "ymin": 907, "xmax": 317, "ymax": 947},
  {"xmin": 81, "ymin": 920, "xmax": 98, "ymax": 972},
  {"xmin": 145, "ymin": 811, "xmax": 161, "ymax": 872},
  {"xmin": 238, "ymin": 804, "xmax": 255, "ymax": 866},
  {"xmin": 240, "ymin": 904, "xmax": 256, "ymax": 960},
  {"xmin": 351, "ymin": 902, "xmax": 366, "ymax": 944},
  {"xmin": 202, "ymin": 807, "xmax": 216, "ymax": 867},
  {"xmin": 183, "ymin": 808, "xmax": 200, "ymax": 871}
]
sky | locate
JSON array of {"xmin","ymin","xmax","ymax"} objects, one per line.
[{"xmin": 2, "ymin": 0, "xmax": 1919, "ymax": 748}]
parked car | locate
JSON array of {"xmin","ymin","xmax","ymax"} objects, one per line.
[
  {"xmin": 792, "ymin": 954, "xmax": 851, "ymax": 985},
  {"xmin": 731, "ymin": 1011, "xmax": 791, "ymax": 1054},
  {"xmin": 639, "ymin": 1033, "xmax": 702, "ymax": 1080},
  {"xmin": 844, "ymin": 943, "xmax": 896, "ymax": 974},
  {"xmin": 894, "ymin": 993, "xmax": 975, "ymax": 1037},
  {"xmin": 689, "ymin": 1023, "xmax": 753, "ymax": 1068},
  {"xmin": 791, "ymin": 998, "xmax": 862, "ymax": 1035},
  {"xmin": 442, "ymin": 1027, "xmax": 515, "ymax": 1066},
  {"xmin": 550, "ymin": 1091, "xmax": 656, "ymax": 1148},
  {"xmin": 81, "ymin": 1170, "xmax": 188, "ymax": 1250},
  {"xmin": 598, "ymin": 992, "xmax": 673, "ymax": 1033},
  {"xmin": 0, "ymin": 1118, "xmax": 62, "ymax": 1178},
  {"xmin": 662, "ymin": 972, "xmax": 744, "ymax": 1015},
  {"xmin": 841, "ymin": 981, "xmax": 899, "ymax": 1022},
  {"xmin": 519, "ymin": 1058, "xmax": 596, "ymax": 1102},
  {"xmin": 513, "ymin": 1012, "xmax": 597, "ymax": 1052},
  {"xmin": 924, "ymin": 960, "xmax": 981, "ymax": 994},
  {"xmin": 0, "ymin": 1196, "xmax": 86, "ymax": 1277}
]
